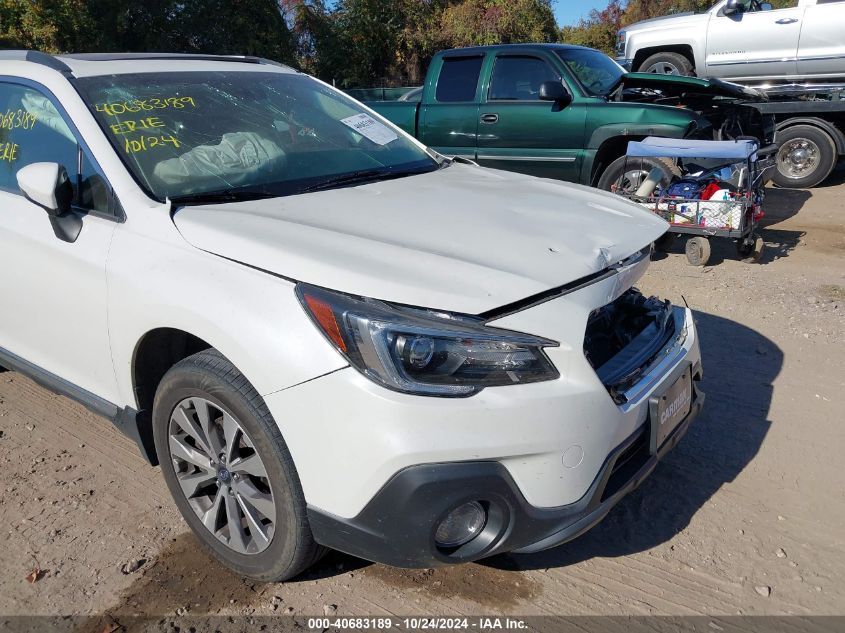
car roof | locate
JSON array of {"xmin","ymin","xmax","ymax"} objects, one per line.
[{"xmin": 0, "ymin": 50, "xmax": 297, "ymax": 78}]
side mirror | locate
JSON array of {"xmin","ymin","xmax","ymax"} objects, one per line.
[
  {"xmin": 723, "ymin": 0, "xmax": 741, "ymax": 15},
  {"xmin": 16, "ymin": 162, "xmax": 82, "ymax": 243},
  {"xmin": 16, "ymin": 162, "xmax": 73, "ymax": 217},
  {"xmin": 539, "ymin": 81, "xmax": 572, "ymax": 107}
]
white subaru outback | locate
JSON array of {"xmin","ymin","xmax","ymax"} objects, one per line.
[{"xmin": 0, "ymin": 51, "xmax": 703, "ymax": 581}]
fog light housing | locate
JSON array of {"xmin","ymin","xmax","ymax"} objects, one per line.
[{"xmin": 434, "ymin": 501, "xmax": 487, "ymax": 548}]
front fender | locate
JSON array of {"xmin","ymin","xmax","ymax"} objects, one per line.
[
  {"xmin": 107, "ymin": 211, "xmax": 347, "ymax": 410},
  {"xmin": 587, "ymin": 121, "xmax": 689, "ymax": 150}
]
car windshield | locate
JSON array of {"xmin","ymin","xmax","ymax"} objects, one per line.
[
  {"xmin": 76, "ymin": 71, "xmax": 439, "ymax": 202},
  {"xmin": 556, "ymin": 49, "xmax": 625, "ymax": 97}
]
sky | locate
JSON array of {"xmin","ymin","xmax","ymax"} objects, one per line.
[{"xmin": 553, "ymin": 0, "xmax": 609, "ymax": 27}]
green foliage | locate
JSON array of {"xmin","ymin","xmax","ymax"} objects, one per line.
[
  {"xmin": 0, "ymin": 0, "xmax": 98, "ymax": 52},
  {"xmin": 1, "ymin": 0, "xmax": 296, "ymax": 61},
  {"xmin": 0, "ymin": 0, "xmax": 803, "ymax": 87},
  {"xmin": 440, "ymin": 0, "xmax": 557, "ymax": 47}
]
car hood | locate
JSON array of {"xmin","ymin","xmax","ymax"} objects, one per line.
[
  {"xmin": 620, "ymin": 72, "xmax": 764, "ymax": 101},
  {"xmin": 172, "ymin": 164, "xmax": 667, "ymax": 314},
  {"xmin": 624, "ymin": 11, "xmax": 705, "ymax": 32}
]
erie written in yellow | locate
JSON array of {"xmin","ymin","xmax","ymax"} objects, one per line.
[
  {"xmin": 0, "ymin": 142, "xmax": 19, "ymax": 162},
  {"xmin": 110, "ymin": 116, "xmax": 167, "ymax": 135}
]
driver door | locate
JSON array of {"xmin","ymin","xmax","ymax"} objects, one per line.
[
  {"xmin": 0, "ymin": 80, "xmax": 120, "ymax": 403},
  {"xmin": 706, "ymin": 0, "xmax": 803, "ymax": 80},
  {"xmin": 475, "ymin": 53, "xmax": 586, "ymax": 182}
]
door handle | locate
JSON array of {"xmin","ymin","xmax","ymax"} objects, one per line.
[
  {"xmin": 480, "ymin": 113, "xmax": 499, "ymax": 124},
  {"xmin": 776, "ymin": 17, "xmax": 798, "ymax": 24}
]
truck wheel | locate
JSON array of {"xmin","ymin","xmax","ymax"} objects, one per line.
[
  {"xmin": 638, "ymin": 52, "xmax": 694, "ymax": 76},
  {"xmin": 598, "ymin": 155, "xmax": 681, "ymax": 194},
  {"xmin": 152, "ymin": 349, "xmax": 326, "ymax": 581},
  {"xmin": 772, "ymin": 125, "xmax": 837, "ymax": 189}
]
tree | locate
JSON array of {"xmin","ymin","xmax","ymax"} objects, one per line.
[
  {"xmin": 1, "ymin": 0, "xmax": 296, "ymax": 63},
  {"xmin": 560, "ymin": 0, "xmax": 624, "ymax": 54},
  {"xmin": 441, "ymin": 0, "xmax": 557, "ymax": 47},
  {"xmin": 0, "ymin": 0, "xmax": 99, "ymax": 52}
]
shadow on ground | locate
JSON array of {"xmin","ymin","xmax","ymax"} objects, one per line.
[{"xmin": 489, "ymin": 309, "xmax": 778, "ymax": 571}]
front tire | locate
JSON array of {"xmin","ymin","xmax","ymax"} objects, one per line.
[
  {"xmin": 152, "ymin": 349, "xmax": 325, "ymax": 581},
  {"xmin": 638, "ymin": 51, "xmax": 694, "ymax": 76},
  {"xmin": 772, "ymin": 124, "xmax": 837, "ymax": 189},
  {"xmin": 597, "ymin": 155, "xmax": 681, "ymax": 194}
]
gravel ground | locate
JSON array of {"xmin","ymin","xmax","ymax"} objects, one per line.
[{"xmin": 1, "ymin": 169, "xmax": 843, "ymax": 622}]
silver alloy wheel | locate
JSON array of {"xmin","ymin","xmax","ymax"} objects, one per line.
[
  {"xmin": 777, "ymin": 138, "xmax": 820, "ymax": 179},
  {"xmin": 168, "ymin": 397, "xmax": 275, "ymax": 554},
  {"xmin": 645, "ymin": 61, "xmax": 681, "ymax": 75},
  {"xmin": 615, "ymin": 168, "xmax": 651, "ymax": 194}
]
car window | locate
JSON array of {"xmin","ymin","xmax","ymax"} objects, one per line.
[
  {"xmin": 0, "ymin": 82, "xmax": 111, "ymax": 214},
  {"xmin": 737, "ymin": 0, "xmax": 798, "ymax": 10},
  {"xmin": 556, "ymin": 49, "xmax": 625, "ymax": 97},
  {"xmin": 489, "ymin": 56, "xmax": 561, "ymax": 101},
  {"xmin": 435, "ymin": 56, "xmax": 484, "ymax": 103},
  {"xmin": 77, "ymin": 71, "xmax": 438, "ymax": 201}
]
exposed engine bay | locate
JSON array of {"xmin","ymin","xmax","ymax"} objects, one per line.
[{"xmin": 584, "ymin": 289, "xmax": 679, "ymax": 403}]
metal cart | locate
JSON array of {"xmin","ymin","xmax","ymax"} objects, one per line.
[{"xmin": 616, "ymin": 137, "xmax": 776, "ymax": 266}]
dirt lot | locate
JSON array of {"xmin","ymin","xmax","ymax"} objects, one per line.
[{"xmin": 1, "ymin": 170, "xmax": 844, "ymax": 622}]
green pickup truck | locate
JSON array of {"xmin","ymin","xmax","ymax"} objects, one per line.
[{"xmin": 364, "ymin": 44, "xmax": 775, "ymax": 190}]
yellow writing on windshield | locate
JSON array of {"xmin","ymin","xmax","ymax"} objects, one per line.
[
  {"xmin": 95, "ymin": 97, "xmax": 196, "ymax": 117},
  {"xmin": 124, "ymin": 134, "xmax": 181, "ymax": 154},
  {"xmin": 1, "ymin": 109, "xmax": 38, "ymax": 131},
  {"xmin": 0, "ymin": 142, "xmax": 19, "ymax": 162},
  {"xmin": 110, "ymin": 116, "xmax": 166, "ymax": 135}
]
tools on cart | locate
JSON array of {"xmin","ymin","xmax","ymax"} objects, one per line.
[{"xmin": 614, "ymin": 137, "xmax": 776, "ymax": 266}]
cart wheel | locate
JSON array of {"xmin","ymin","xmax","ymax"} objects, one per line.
[
  {"xmin": 737, "ymin": 236, "xmax": 765, "ymax": 262},
  {"xmin": 654, "ymin": 232, "xmax": 676, "ymax": 252},
  {"xmin": 685, "ymin": 237, "xmax": 711, "ymax": 266}
]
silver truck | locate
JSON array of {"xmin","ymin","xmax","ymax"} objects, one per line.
[
  {"xmin": 616, "ymin": 0, "xmax": 845, "ymax": 189},
  {"xmin": 616, "ymin": 0, "xmax": 845, "ymax": 84}
]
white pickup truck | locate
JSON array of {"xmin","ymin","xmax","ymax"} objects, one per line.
[{"xmin": 616, "ymin": 0, "xmax": 845, "ymax": 84}]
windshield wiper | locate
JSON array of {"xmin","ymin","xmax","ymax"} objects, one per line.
[
  {"xmin": 169, "ymin": 189, "xmax": 277, "ymax": 206},
  {"xmin": 298, "ymin": 167, "xmax": 432, "ymax": 194}
]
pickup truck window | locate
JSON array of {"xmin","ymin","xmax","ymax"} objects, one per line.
[
  {"xmin": 0, "ymin": 82, "xmax": 111, "ymax": 213},
  {"xmin": 488, "ymin": 56, "xmax": 561, "ymax": 101},
  {"xmin": 77, "ymin": 72, "xmax": 437, "ymax": 201},
  {"xmin": 555, "ymin": 49, "xmax": 625, "ymax": 97},
  {"xmin": 436, "ymin": 56, "xmax": 484, "ymax": 103}
]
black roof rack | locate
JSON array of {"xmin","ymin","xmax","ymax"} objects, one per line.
[
  {"xmin": 60, "ymin": 52, "xmax": 288, "ymax": 67},
  {"xmin": 0, "ymin": 50, "xmax": 291, "ymax": 75}
]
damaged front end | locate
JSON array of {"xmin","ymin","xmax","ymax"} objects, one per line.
[
  {"xmin": 617, "ymin": 73, "xmax": 776, "ymax": 145},
  {"xmin": 584, "ymin": 289, "xmax": 687, "ymax": 404}
]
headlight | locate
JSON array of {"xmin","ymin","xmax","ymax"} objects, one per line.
[
  {"xmin": 616, "ymin": 31, "xmax": 627, "ymax": 56},
  {"xmin": 297, "ymin": 284, "xmax": 559, "ymax": 397}
]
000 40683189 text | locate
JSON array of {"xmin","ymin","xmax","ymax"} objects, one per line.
[{"xmin": 94, "ymin": 96, "xmax": 196, "ymax": 117}]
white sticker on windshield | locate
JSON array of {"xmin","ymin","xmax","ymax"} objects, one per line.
[{"xmin": 341, "ymin": 113, "xmax": 398, "ymax": 146}]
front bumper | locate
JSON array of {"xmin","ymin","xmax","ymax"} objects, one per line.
[
  {"xmin": 308, "ymin": 365, "xmax": 703, "ymax": 568},
  {"xmin": 616, "ymin": 57, "xmax": 634, "ymax": 71}
]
